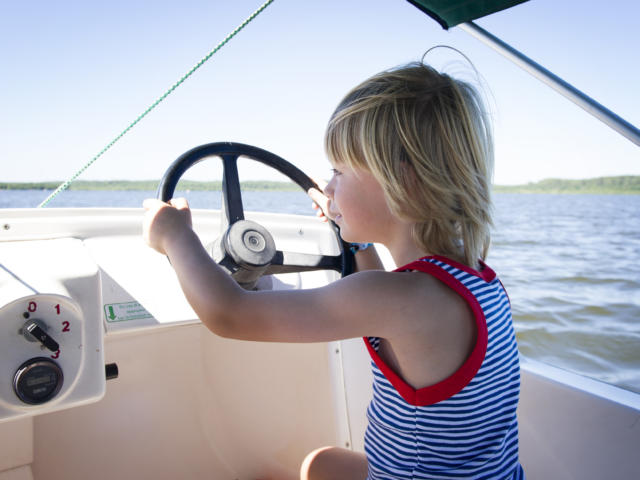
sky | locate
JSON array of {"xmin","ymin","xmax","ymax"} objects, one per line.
[{"xmin": 1, "ymin": 0, "xmax": 638, "ymax": 186}]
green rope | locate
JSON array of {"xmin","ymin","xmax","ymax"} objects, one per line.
[{"xmin": 38, "ymin": 0, "xmax": 275, "ymax": 208}]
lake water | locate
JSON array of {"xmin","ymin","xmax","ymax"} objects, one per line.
[{"xmin": 2, "ymin": 189, "xmax": 640, "ymax": 393}]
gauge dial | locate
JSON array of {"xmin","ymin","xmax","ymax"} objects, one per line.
[{"xmin": 13, "ymin": 357, "xmax": 64, "ymax": 405}]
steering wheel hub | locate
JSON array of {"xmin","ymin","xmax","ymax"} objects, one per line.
[{"xmin": 226, "ymin": 220, "xmax": 276, "ymax": 267}]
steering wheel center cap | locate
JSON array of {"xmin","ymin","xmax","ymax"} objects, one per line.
[
  {"xmin": 225, "ymin": 220, "xmax": 276, "ymax": 267},
  {"xmin": 243, "ymin": 230, "xmax": 266, "ymax": 253}
]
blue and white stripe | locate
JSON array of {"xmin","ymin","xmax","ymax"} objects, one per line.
[{"xmin": 364, "ymin": 257, "xmax": 524, "ymax": 479}]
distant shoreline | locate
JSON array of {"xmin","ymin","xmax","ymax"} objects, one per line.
[
  {"xmin": 0, "ymin": 180, "xmax": 300, "ymax": 192},
  {"xmin": 1, "ymin": 176, "xmax": 639, "ymax": 194},
  {"xmin": 492, "ymin": 176, "xmax": 639, "ymax": 195}
]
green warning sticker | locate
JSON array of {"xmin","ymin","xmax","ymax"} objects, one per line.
[{"xmin": 104, "ymin": 301, "xmax": 153, "ymax": 323}]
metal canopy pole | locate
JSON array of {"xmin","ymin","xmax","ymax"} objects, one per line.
[{"xmin": 459, "ymin": 21, "xmax": 640, "ymax": 147}]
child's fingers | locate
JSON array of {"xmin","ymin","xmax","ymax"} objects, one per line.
[
  {"xmin": 143, "ymin": 198, "xmax": 166, "ymax": 211},
  {"xmin": 307, "ymin": 187, "xmax": 328, "ymax": 208},
  {"xmin": 311, "ymin": 201, "xmax": 327, "ymax": 221},
  {"xmin": 169, "ymin": 197, "xmax": 190, "ymax": 210},
  {"xmin": 312, "ymin": 178, "xmax": 328, "ymax": 191},
  {"xmin": 142, "ymin": 197, "xmax": 189, "ymax": 212},
  {"xmin": 307, "ymin": 189, "xmax": 332, "ymax": 223}
]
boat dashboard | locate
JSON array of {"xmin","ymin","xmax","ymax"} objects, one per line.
[{"xmin": 0, "ymin": 207, "xmax": 344, "ymax": 422}]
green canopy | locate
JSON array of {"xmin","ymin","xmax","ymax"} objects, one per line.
[{"xmin": 406, "ymin": 0, "xmax": 529, "ymax": 29}]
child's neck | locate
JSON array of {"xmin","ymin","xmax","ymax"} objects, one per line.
[{"xmin": 387, "ymin": 240, "xmax": 430, "ymax": 270}]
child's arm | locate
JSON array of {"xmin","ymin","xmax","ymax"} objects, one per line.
[
  {"xmin": 351, "ymin": 244, "xmax": 385, "ymax": 271},
  {"xmin": 142, "ymin": 198, "xmax": 399, "ymax": 343}
]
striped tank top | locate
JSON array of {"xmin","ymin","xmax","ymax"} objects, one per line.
[{"xmin": 363, "ymin": 255, "xmax": 524, "ymax": 479}]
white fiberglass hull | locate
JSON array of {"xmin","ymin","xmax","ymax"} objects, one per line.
[{"xmin": 0, "ymin": 208, "xmax": 638, "ymax": 479}]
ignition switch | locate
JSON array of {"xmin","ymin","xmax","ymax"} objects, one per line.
[{"xmin": 23, "ymin": 320, "xmax": 60, "ymax": 352}]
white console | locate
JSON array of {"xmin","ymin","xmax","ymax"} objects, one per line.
[{"xmin": 0, "ymin": 238, "xmax": 105, "ymax": 423}]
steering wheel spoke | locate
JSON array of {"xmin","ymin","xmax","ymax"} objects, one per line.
[
  {"xmin": 221, "ymin": 154, "xmax": 244, "ymax": 226},
  {"xmin": 265, "ymin": 251, "xmax": 343, "ymax": 275}
]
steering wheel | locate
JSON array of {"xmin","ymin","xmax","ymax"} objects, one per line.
[{"xmin": 157, "ymin": 142, "xmax": 354, "ymax": 289}]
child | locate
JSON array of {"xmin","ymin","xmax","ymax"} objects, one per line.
[{"xmin": 143, "ymin": 61, "xmax": 524, "ymax": 479}]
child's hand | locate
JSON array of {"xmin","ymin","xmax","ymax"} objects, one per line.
[
  {"xmin": 142, "ymin": 198, "xmax": 193, "ymax": 255},
  {"xmin": 307, "ymin": 179, "xmax": 332, "ymax": 223}
]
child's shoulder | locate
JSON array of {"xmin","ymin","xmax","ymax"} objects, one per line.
[{"xmin": 346, "ymin": 265, "xmax": 468, "ymax": 322}]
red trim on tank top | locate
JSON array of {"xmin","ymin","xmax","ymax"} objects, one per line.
[
  {"xmin": 362, "ymin": 256, "xmax": 489, "ymax": 407},
  {"xmin": 430, "ymin": 254, "xmax": 496, "ymax": 282}
]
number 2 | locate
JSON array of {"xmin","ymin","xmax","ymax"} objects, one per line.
[{"xmin": 62, "ymin": 321, "xmax": 70, "ymax": 332}]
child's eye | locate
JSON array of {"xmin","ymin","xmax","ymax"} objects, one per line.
[{"xmin": 331, "ymin": 168, "xmax": 341, "ymax": 176}]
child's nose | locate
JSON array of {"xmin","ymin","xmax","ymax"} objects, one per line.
[{"xmin": 324, "ymin": 177, "xmax": 336, "ymax": 198}]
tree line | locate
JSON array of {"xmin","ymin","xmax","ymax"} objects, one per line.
[{"xmin": 2, "ymin": 176, "xmax": 639, "ymax": 194}]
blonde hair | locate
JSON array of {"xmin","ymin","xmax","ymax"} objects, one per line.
[{"xmin": 325, "ymin": 61, "xmax": 493, "ymax": 269}]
